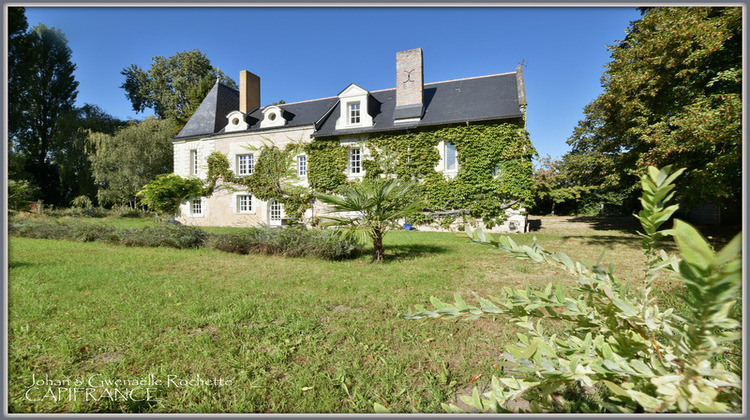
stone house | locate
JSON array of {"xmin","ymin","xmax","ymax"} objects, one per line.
[{"xmin": 172, "ymin": 48, "xmax": 531, "ymax": 232}]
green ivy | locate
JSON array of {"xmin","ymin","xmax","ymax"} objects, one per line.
[
  {"xmin": 204, "ymin": 121, "xmax": 535, "ymax": 227},
  {"xmin": 365, "ymin": 122, "xmax": 535, "ymax": 227},
  {"xmin": 304, "ymin": 139, "xmax": 349, "ymax": 193}
]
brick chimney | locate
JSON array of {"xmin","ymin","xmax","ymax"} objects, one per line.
[
  {"xmin": 239, "ymin": 70, "xmax": 260, "ymax": 114},
  {"xmin": 394, "ymin": 48, "xmax": 424, "ymax": 122}
]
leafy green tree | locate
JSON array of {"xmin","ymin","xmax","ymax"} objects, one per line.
[
  {"xmin": 8, "ymin": 180, "xmax": 39, "ymax": 211},
  {"xmin": 54, "ymin": 104, "xmax": 126, "ymax": 205},
  {"xmin": 9, "ymin": 22, "xmax": 79, "ymax": 204},
  {"xmin": 121, "ymin": 49, "xmax": 237, "ymax": 128},
  {"xmin": 406, "ymin": 167, "xmax": 742, "ymax": 413},
  {"xmin": 315, "ymin": 178, "xmax": 423, "ymax": 262},
  {"xmin": 530, "ymin": 155, "xmax": 592, "ymax": 215},
  {"xmin": 566, "ymin": 7, "xmax": 741, "ymax": 212},
  {"xmin": 89, "ymin": 117, "xmax": 174, "ymax": 207},
  {"xmin": 137, "ymin": 174, "xmax": 204, "ymax": 218}
]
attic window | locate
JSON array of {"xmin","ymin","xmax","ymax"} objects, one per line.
[
  {"xmin": 348, "ymin": 102, "xmax": 361, "ymax": 124},
  {"xmin": 232, "ymin": 117, "xmax": 240, "ymax": 125},
  {"xmin": 260, "ymin": 106, "xmax": 286, "ymax": 128}
]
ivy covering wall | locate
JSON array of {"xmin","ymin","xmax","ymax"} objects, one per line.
[
  {"xmin": 306, "ymin": 121, "xmax": 535, "ymax": 227},
  {"xmin": 204, "ymin": 120, "xmax": 535, "ymax": 228}
]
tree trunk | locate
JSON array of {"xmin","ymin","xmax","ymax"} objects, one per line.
[{"xmin": 371, "ymin": 229, "xmax": 384, "ymax": 262}]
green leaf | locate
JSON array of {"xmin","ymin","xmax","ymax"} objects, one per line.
[
  {"xmin": 453, "ymin": 293, "xmax": 469, "ymax": 311},
  {"xmin": 673, "ymin": 219, "xmax": 714, "ymax": 270},
  {"xmin": 612, "ymin": 298, "xmax": 638, "ymax": 317},
  {"xmin": 630, "ymin": 359, "xmax": 653, "ymax": 375},
  {"xmin": 373, "ymin": 402, "xmax": 391, "ymax": 413},
  {"xmin": 627, "ymin": 390, "xmax": 661, "ymax": 411},
  {"xmin": 715, "ymin": 233, "xmax": 742, "ymax": 266},
  {"xmin": 555, "ymin": 282, "xmax": 565, "ymax": 303}
]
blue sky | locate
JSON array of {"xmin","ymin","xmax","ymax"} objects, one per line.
[{"xmin": 23, "ymin": 6, "xmax": 643, "ymax": 160}]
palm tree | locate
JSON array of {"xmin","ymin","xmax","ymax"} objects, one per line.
[{"xmin": 315, "ymin": 178, "xmax": 422, "ymax": 262}]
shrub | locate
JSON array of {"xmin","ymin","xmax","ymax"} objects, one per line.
[
  {"xmin": 71, "ymin": 195, "xmax": 93, "ymax": 209},
  {"xmin": 119, "ymin": 225, "xmax": 207, "ymax": 249},
  {"xmin": 404, "ymin": 167, "xmax": 741, "ymax": 413},
  {"xmin": 9, "ymin": 219, "xmax": 119, "ymax": 243},
  {"xmin": 204, "ymin": 226, "xmax": 361, "ymax": 260},
  {"xmin": 8, "ymin": 180, "xmax": 39, "ymax": 211},
  {"xmin": 9, "ymin": 219, "xmax": 358, "ymax": 259}
]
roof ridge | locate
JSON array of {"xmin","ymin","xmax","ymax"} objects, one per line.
[
  {"xmin": 263, "ymin": 95, "xmax": 339, "ymax": 108},
  {"xmin": 369, "ymin": 71, "xmax": 517, "ymax": 94}
]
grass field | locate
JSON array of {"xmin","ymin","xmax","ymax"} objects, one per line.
[{"xmin": 6, "ymin": 215, "xmax": 735, "ymax": 413}]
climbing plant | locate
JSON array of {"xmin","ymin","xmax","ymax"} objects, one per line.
[
  {"xmin": 203, "ymin": 121, "xmax": 534, "ymax": 227},
  {"xmin": 203, "ymin": 138, "xmax": 314, "ymax": 221},
  {"xmin": 304, "ymin": 139, "xmax": 349, "ymax": 193},
  {"xmin": 365, "ymin": 122, "xmax": 535, "ymax": 227}
]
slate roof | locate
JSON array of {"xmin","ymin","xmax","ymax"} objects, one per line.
[
  {"xmin": 173, "ymin": 70, "xmax": 524, "ymax": 141},
  {"xmin": 175, "ymin": 83, "xmax": 239, "ymax": 139}
]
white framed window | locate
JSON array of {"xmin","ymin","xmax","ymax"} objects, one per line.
[
  {"xmin": 297, "ymin": 155, "xmax": 307, "ymax": 177},
  {"xmin": 492, "ymin": 166, "xmax": 501, "ymax": 178},
  {"xmin": 348, "ymin": 102, "xmax": 361, "ymax": 125},
  {"xmin": 190, "ymin": 150, "xmax": 198, "ymax": 175},
  {"xmin": 269, "ymin": 200, "xmax": 283, "ymax": 226},
  {"xmin": 237, "ymin": 195, "xmax": 253, "ymax": 213},
  {"xmin": 349, "ymin": 148, "xmax": 361, "ymax": 175},
  {"xmin": 191, "ymin": 199, "xmax": 202, "ymax": 215},
  {"xmin": 445, "ymin": 142, "xmax": 458, "ymax": 171},
  {"xmin": 237, "ymin": 154, "xmax": 254, "ymax": 176}
]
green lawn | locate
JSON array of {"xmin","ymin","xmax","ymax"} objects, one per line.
[{"xmin": 5, "ymin": 216, "xmax": 705, "ymax": 413}]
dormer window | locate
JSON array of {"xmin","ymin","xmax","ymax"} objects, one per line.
[
  {"xmin": 349, "ymin": 102, "xmax": 361, "ymax": 124},
  {"xmin": 225, "ymin": 111, "xmax": 249, "ymax": 132},
  {"xmin": 335, "ymin": 84, "xmax": 374, "ymax": 130},
  {"xmin": 260, "ymin": 105, "xmax": 287, "ymax": 128}
]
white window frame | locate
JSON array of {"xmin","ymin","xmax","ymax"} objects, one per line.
[
  {"xmin": 269, "ymin": 200, "xmax": 283, "ymax": 226},
  {"xmin": 297, "ymin": 155, "xmax": 307, "ymax": 177},
  {"xmin": 349, "ymin": 147, "xmax": 362, "ymax": 175},
  {"xmin": 191, "ymin": 198, "xmax": 203, "ymax": 216},
  {"xmin": 236, "ymin": 194, "xmax": 253, "ymax": 214},
  {"xmin": 348, "ymin": 102, "xmax": 361, "ymax": 125},
  {"xmin": 190, "ymin": 149, "xmax": 198, "ymax": 176},
  {"xmin": 237, "ymin": 153, "xmax": 254, "ymax": 176}
]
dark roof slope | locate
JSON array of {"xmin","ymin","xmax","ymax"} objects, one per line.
[
  {"xmin": 175, "ymin": 83, "xmax": 239, "ymax": 139},
  {"xmin": 245, "ymin": 97, "xmax": 339, "ymax": 131},
  {"xmin": 313, "ymin": 72, "xmax": 523, "ymax": 138},
  {"xmin": 174, "ymin": 70, "xmax": 523, "ymax": 141}
]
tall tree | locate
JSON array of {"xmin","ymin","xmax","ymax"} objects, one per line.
[
  {"xmin": 566, "ymin": 7, "xmax": 742, "ymax": 211},
  {"xmin": 530, "ymin": 155, "xmax": 592, "ymax": 215},
  {"xmin": 121, "ymin": 50, "xmax": 237, "ymax": 128},
  {"xmin": 89, "ymin": 117, "xmax": 174, "ymax": 207},
  {"xmin": 55, "ymin": 104, "xmax": 126, "ymax": 204},
  {"xmin": 9, "ymin": 22, "xmax": 79, "ymax": 204}
]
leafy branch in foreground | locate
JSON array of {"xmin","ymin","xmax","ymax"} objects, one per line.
[{"xmin": 403, "ymin": 166, "xmax": 741, "ymax": 413}]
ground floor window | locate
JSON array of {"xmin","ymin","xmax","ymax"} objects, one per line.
[
  {"xmin": 191, "ymin": 199, "xmax": 202, "ymax": 215},
  {"xmin": 269, "ymin": 200, "xmax": 283, "ymax": 225},
  {"xmin": 237, "ymin": 194, "xmax": 253, "ymax": 213}
]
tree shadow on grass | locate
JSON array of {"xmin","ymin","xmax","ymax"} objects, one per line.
[
  {"xmin": 383, "ymin": 244, "xmax": 449, "ymax": 262},
  {"xmin": 565, "ymin": 216, "xmax": 641, "ymax": 235}
]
